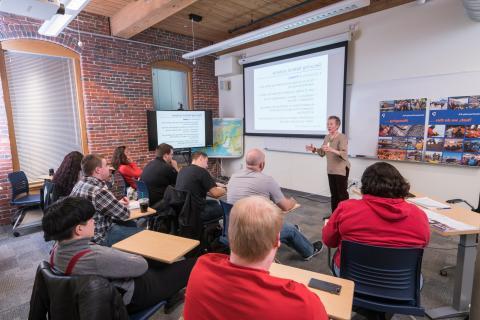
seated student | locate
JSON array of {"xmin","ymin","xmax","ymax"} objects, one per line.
[
  {"xmin": 175, "ymin": 151, "xmax": 225, "ymax": 222},
  {"xmin": 71, "ymin": 154, "xmax": 140, "ymax": 246},
  {"xmin": 42, "ymin": 196, "xmax": 196, "ymax": 314},
  {"xmin": 52, "ymin": 151, "xmax": 84, "ymax": 198},
  {"xmin": 141, "ymin": 143, "xmax": 179, "ymax": 207},
  {"xmin": 111, "ymin": 146, "xmax": 142, "ymax": 190},
  {"xmin": 227, "ymin": 148, "xmax": 323, "ymax": 261},
  {"xmin": 184, "ymin": 196, "xmax": 328, "ymax": 320},
  {"xmin": 322, "ymin": 162, "xmax": 430, "ymax": 275}
]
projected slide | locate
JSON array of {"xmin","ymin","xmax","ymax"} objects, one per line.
[
  {"xmin": 253, "ymin": 55, "xmax": 328, "ymax": 131},
  {"xmin": 156, "ymin": 111, "xmax": 206, "ymax": 148},
  {"xmin": 244, "ymin": 42, "xmax": 347, "ymax": 137}
]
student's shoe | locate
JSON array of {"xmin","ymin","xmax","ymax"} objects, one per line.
[
  {"xmin": 164, "ymin": 289, "xmax": 185, "ymax": 314},
  {"xmin": 304, "ymin": 241, "xmax": 323, "ymax": 261},
  {"xmin": 294, "ymin": 224, "xmax": 302, "ymax": 233}
]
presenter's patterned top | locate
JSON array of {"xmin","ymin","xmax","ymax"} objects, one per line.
[{"xmin": 316, "ymin": 133, "xmax": 350, "ymax": 176}]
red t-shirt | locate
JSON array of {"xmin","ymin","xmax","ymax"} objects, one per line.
[
  {"xmin": 322, "ymin": 194, "xmax": 430, "ymax": 268},
  {"xmin": 184, "ymin": 254, "xmax": 328, "ymax": 320}
]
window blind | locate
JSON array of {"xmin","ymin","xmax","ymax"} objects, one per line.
[
  {"xmin": 4, "ymin": 51, "xmax": 83, "ymax": 181},
  {"xmin": 152, "ymin": 68, "xmax": 188, "ymax": 110}
]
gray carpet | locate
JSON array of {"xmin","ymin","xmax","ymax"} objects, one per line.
[{"xmin": 0, "ymin": 191, "xmax": 464, "ymax": 320}]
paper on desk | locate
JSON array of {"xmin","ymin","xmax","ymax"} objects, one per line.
[
  {"xmin": 128, "ymin": 200, "xmax": 140, "ymax": 210},
  {"xmin": 283, "ymin": 203, "xmax": 301, "ymax": 214},
  {"xmin": 408, "ymin": 197, "xmax": 450, "ymax": 209},
  {"xmin": 422, "ymin": 208, "xmax": 479, "ymax": 232}
]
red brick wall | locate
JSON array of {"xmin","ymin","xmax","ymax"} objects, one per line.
[{"xmin": 0, "ymin": 12, "xmax": 219, "ymax": 224}]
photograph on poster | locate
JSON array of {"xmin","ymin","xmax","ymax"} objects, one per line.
[
  {"xmin": 466, "ymin": 125, "xmax": 480, "ymax": 138},
  {"xmin": 464, "ymin": 139, "xmax": 480, "ymax": 153},
  {"xmin": 427, "ymin": 125, "xmax": 445, "ymax": 137},
  {"xmin": 377, "ymin": 149, "xmax": 406, "ymax": 161},
  {"xmin": 426, "ymin": 138, "xmax": 445, "ymax": 152},
  {"xmin": 441, "ymin": 151, "xmax": 463, "ymax": 165},
  {"xmin": 443, "ymin": 139, "xmax": 464, "ymax": 152},
  {"xmin": 445, "ymin": 125, "xmax": 465, "ymax": 138},
  {"xmin": 407, "ymin": 150, "xmax": 422, "ymax": 161},
  {"xmin": 430, "ymin": 98, "xmax": 448, "ymax": 110},
  {"xmin": 424, "ymin": 151, "xmax": 442, "ymax": 163},
  {"xmin": 461, "ymin": 153, "xmax": 480, "ymax": 166}
]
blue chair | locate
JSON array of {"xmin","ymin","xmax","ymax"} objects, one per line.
[
  {"xmin": 219, "ymin": 200, "xmax": 233, "ymax": 246},
  {"xmin": 8, "ymin": 171, "xmax": 40, "ymax": 235},
  {"xmin": 340, "ymin": 240, "xmax": 424, "ymax": 318},
  {"xmin": 136, "ymin": 180, "xmax": 149, "ymax": 200},
  {"xmin": 129, "ymin": 300, "xmax": 167, "ymax": 320}
]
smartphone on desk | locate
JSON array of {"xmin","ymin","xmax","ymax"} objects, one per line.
[{"xmin": 308, "ymin": 278, "xmax": 342, "ymax": 295}]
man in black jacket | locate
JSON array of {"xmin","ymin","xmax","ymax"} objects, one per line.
[{"xmin": 141, "ymin": 143, "xmax": 179, "ymax": 207}]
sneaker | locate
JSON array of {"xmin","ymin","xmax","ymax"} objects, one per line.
[
  {"xmin": 304, "ymin": 241, "xmax": 324, "ymax": 261},
  {"xmin": 294, "ymin": 224, "xmax": 302, "ymax": 233}
]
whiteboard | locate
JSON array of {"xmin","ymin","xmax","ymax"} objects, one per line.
[{"xmin": 347, "ymin": 71, "xmax": 480, "ymax": 157}]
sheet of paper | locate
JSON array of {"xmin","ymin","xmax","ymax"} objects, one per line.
[
  {"xmin": 408, "ymin": 197, "xmax": 451, "ymax": 209},
  {"xmin": 422, "ymin": 208, "xmax": 479, "ymax": 232},
  {"xmin": 128, "ymin": 200, "xmax": 140, "ymax": 210},
  {"xmin": 283, "ymin": 203, "xmax": 301, "ymax": 214}
]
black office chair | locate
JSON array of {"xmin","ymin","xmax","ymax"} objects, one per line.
[
  {"xmin": 340, "ymin": 240, "xmax": 424, "ymax": 319},
  {"xmin": 29, "ymin": 261, "xmax": 166, "ymax": 320},
  {"xmin": 219, "ymin": 200, "xmax": 233, "ymax": 246},
  {"xmin": 8, "ymin": 171, "xmax": 41, "ymax": 236},
  {"xmin": 39, "ymin": 180, "xmax": 57, "ymax": 212}
]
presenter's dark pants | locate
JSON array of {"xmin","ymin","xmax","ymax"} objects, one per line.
[{"xmin": 327, "ymin": 167, "xmax": 349, "ymax": 213}]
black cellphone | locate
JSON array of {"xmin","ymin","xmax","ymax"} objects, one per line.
[{"xmin": 308, "ymin": 278, "xmax": 342, "ymax": 295}]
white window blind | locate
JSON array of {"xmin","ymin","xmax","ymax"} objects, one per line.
[
  {"xmin": 4, "ymin": 51, "xmax": 83, "ymax": 182},
  {"xmin": 152, "ymin": 68, "xmax": 188, "ymax": 110}
]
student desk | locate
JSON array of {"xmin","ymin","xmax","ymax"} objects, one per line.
[
  {"xmin": 112, "ymin": 230, "xmax": 199, "ymax": 264},
  {"xmin": 38, "ymin": 175, "xmax": 53, "ymax": 181},
  {"xmin": 270, "ymin": 263, "xmax": 354, "ymax": 320},
  {"xmin": 127, "ymin": 207, "xmax": 156, "ymax": 221},
  {"xmin": 423, "ymin": 203, "xmax": 480, "ymax": 319}
]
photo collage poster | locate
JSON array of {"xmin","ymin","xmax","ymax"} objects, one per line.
[
  {"xmin": 378, "ymin": 99, "xmax": 427, "ymax": 162},
  {"xmin": 377, "ymin": 96, "xmax": 480, "ymax": 167}
]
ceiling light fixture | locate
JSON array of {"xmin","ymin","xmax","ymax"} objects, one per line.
[
  {"xmin": 182, "ymin": 0, "xmax": 369, "ymax": 60},
  {"xmin": 39, "ymin": 0, "xmax": 91, "ymax": 37}
]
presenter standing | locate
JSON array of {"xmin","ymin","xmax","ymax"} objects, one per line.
[{"xmin": 306, "ymin": 116, "xmax": 350, "ymax": 213}]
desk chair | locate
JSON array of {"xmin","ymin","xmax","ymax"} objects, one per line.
[
  {"xmin": 8, "ymin": 171, "xmax": 41, "ymax": 237},
  {"xmin": 29, "ymin": 261, "xmax": 166, "ymax": 320},
  {"xmin": 136, "ymin": 180, "xmax": 150, "ymax": 200},
  {"xmin": 39, "ymin": 181, "xmax": 57, "ymax": 212},
  {"xmin": 340, "ymin": 240, "xmax": 424, "ymax": 319},
  {"xmin": 219, "ymin": 200, "xmax": 233, "ymax": 246}
]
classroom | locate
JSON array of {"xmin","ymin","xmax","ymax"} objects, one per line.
[{"xmin": 0, "ymin": 0, "xmax": 480, "ymax": 319}]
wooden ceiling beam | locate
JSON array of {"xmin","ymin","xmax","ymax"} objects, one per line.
[{"xmin": 110, "ymin": 0, "xmax": 200, "ymax": 39}]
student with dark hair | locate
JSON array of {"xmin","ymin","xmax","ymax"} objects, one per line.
[
  {"xmin": 140, "ymin": 143, "xmax": 179, "ymax": 207},
  {"xmin": 71, "ymin": 154, "xmax": 139, "ymax": 246},
  {"xmin": 176, "ymin": 151, "xmax": 225, "ymax": 222},
  {"xmin": 306, "ymin": 115, "xmax": 351, "ymax": 213},
  {"xmin": 42, "ymin": 197, "xmax": 195, "ymax": 314},
  {"xmin": 111, "ymin": 146, "xmax": 142, "ymax": 189},
  {"xmin": 322, "ymin": 162, "xmax": 430, "ymax": 275},
  {"xmin": 52, "ymin": 151, "xmax": 84, "ymax": 198}
]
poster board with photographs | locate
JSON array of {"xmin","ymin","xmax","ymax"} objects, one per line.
[{"xmin": 377, "ymin": 96, "xmax": 480, "ymax": 167}]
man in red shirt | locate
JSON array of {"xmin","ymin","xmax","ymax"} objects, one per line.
[
  {"xmin": 184, "ymin": 196, "xmax": 328, "ymax": 320},
  {"xmin": 322, "ymin": 162, "xmax": 430, "ymax": 274}
]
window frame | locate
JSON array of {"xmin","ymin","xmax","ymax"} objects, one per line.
[
  {"xmin": 0, "ymin": 39, "xmax": 89, "ymax": 184},
  {"xmin": 151, "ymin": 61, "xmax": 193, "ymax": 110}
]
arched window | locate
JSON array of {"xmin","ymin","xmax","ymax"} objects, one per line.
[{"xmin": 151, "ymin": 61, "xmax": 193, "ymax": 110}]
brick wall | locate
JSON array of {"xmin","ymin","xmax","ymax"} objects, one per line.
[{"xmin": 0, "ymin": 12, "xmax": 219, "ymax": 224}]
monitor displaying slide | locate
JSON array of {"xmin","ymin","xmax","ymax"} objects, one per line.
[
  {"xmin": 244, "ymin": 41, "xmax": 347, "ymax": 137},
  {"xmin": 147, "ymin": 110, "xmax": 213, "ymax": 150}
]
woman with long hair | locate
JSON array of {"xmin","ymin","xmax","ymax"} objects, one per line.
[
  {"xmin": 52, "ymin": 151, "xmax": 84, "ymax": 198},
  {"xmin": 111, "ymin": 146, "xmax": 142, "ymax": 189}
]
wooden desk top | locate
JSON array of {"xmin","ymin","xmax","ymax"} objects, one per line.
[
  {"xmin": 127, "ymin": 207, "xmax": 156, "ymax": 221},
  {"xmin": 38, "ymin": 175, "xmax": 53, "ymax": 180},
  {"xmin": 112, "ymin": 230, "xmax": 199, "ymax": 264},
  {"xmin": 269, "ymin": 263, "xmax": 354, "ymax": 320}
]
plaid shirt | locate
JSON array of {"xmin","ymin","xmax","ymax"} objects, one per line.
[{"xmin": 70, "ymin": 176, "xmax": 130, "ymax": 244}]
